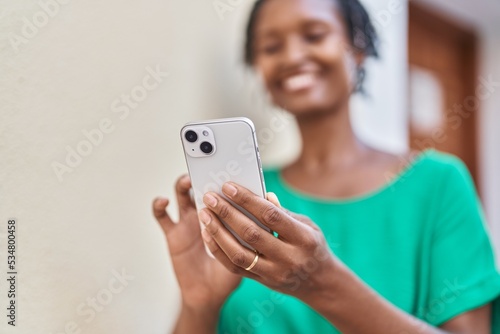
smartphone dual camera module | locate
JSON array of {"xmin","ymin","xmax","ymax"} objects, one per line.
[{"xmin": 182, "ymin": 127, "xmax": 216, "ymax": 157}]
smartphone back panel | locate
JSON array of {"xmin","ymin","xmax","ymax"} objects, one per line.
[{"xmin": 180, "ymin": 117, "xmax": 269, "ymax": 249}]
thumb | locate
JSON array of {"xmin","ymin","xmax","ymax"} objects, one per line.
[{"xmin": 266, "ymin": 192, "xmax": 281, "ymax": 208}]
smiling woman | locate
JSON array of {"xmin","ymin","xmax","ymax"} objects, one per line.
[
  {"xmin": 153, "ymin": 0, "xmax": 500, "ymax": 333},
  {"xmin": 244, "ymin": 0, "xmax": 377, "ymax": 116}
]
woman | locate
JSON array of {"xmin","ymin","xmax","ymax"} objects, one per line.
[{"xmin": 153, "ymin": 0, "xmax": 500, "ymax": 332}]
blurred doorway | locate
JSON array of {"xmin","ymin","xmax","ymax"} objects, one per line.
[{"xmin": 408, "ymin": 2, "xmax": 479, "ymax": 186}]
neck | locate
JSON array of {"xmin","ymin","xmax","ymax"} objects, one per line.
[{"xmin": 294, "ymin": 104, "xmax": 368, "ymax": 171}]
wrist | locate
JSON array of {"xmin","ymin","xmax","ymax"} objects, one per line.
[
  {"xmin": 180, "ymin": 301, "xmax": 220, "ymax": 328},
  {"xmin": 299, "ymin": 256, "xmax": 347, "ymax": 314}
]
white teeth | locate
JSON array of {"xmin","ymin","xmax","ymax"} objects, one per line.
[{"xmin": 283, "ymin": 73, "xmax": 315, "ymax": 92}]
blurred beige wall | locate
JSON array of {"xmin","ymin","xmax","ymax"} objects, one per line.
[{"xmin": 0, "ymin": 0, "xmax": 408, "ymax": 333}]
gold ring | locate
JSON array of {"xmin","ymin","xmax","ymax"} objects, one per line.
[{"xmin": 245, "ymin": 250, "xmax": 259, "ymax": 271}]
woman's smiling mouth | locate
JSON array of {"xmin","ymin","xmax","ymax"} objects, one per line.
[{"xmin": 281, "ymin": 72, "xmax": 318, "ymax": 93}]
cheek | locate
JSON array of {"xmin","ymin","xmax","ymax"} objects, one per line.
[
  {"xmin": 317, "ymin": 43, "xmax": 357, "ymax": 93},
  {"xmin": 254, "ymin": 57, "xmax": 274, "ymax": 81},
  {"xmin": 329, "ymin": 61, "xmax": 354, "ymax": 96}
]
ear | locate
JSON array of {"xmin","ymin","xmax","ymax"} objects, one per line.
[{"xmin": 354, "ymin": 51, "xmax": 366, "ymax": 68}]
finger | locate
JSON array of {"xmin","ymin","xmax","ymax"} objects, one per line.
[
  {"xmin": 152, "ymin": 197, "xmax": 174, "ymax": 232},
  {"xmin": 199, "ymin": 208, "xmax": 271, "ymax": 276},
  {"xmin": 266, "ymin": 192, "xmax": 281, "ymax": 208},
  {"xmin": 221, "ymin": 182, "xmax": 307, "ymax": 243},
  {"xmin": 281, "ymin": 209, "xmax": 319, "ymax": 230},
  {"xmin": 201, "ymin": 228, "xmax": 260, "ymax": 280},
  {"xmin": 265, "ymin": 192, "xmax": 313, "ymax": 229},
  {"xmin": 202, "ymin": 193, "xmax": 281, "ymax": 256},
  {"xmin": 175, "ymin": 174, "xmax": 195, "ymax": 214},
  {"xmin": 265, "ymin": 193, "xmax": 302, "ymax": 224}
]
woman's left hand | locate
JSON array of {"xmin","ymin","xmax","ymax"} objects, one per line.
[{"xmin": 199, "ymin": 182, "xmax": 337, "ymax": 303}]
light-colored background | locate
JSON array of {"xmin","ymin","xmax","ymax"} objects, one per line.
[{"xmin": 0, "ymin": 0, "xmax": 498, "ymax": 333}]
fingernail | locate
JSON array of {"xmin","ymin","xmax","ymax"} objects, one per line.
[
  {"xmin": 199, "ymin": 210, "xmax": 211, "ymax": 225},
  {"xmin": 204, "ymin": 193, "xmax": 217, "ymax": 207},
  {"xmin": 223, "ymin": 183, "xmax": 237, "ymax": 197},
  {"xmin": 201, "ymin": 228, "xmax": 211, "ymax": 243}
]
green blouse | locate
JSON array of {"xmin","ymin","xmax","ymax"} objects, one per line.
[{"xmin": 218, "ymin": 150, "xmax": 500, "ymax": 333}]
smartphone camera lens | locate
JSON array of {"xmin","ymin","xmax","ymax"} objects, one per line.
[
  {"xmin": 200, "ymin": 142, "xmax": 213, "ymax": 154},
  {"xmin": 185, "ymin": 130, "xmax": 198, "ymax": 143}
]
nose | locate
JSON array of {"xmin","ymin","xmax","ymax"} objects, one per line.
[{"xmin": 281, "ymin": 36, "xmax": 307, "ymax": 67}]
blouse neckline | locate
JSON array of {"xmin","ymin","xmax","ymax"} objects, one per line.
[{"xmin": 273, "ymin": 149, "xmax": 433, "ymax": 206}]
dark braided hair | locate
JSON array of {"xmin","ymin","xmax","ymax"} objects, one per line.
[{"xmin": 244, "ymin": 0, "xmax": 379, "ymax": 92}]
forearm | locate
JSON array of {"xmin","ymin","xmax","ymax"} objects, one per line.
[
  {"xmin": 173, "ymin": 303, "xmax": 219, "ymax": 334},
  {"xmin": 302, "ymin": 261, "xmax": 446, "ymax": 334}
]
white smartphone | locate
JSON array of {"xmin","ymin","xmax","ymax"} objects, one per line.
[{"xmin": 180, "ymin": 117, "xmax": 272, "ymax": 251}]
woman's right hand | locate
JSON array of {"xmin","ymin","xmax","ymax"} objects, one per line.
[{"xmin": 152, "ymin": 175, "xmax": 242, "ymax": 321}]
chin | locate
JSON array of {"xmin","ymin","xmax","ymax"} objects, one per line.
[{"xmin": 273, "ymin": 96, "xmax": 339, "ymax": 118}]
